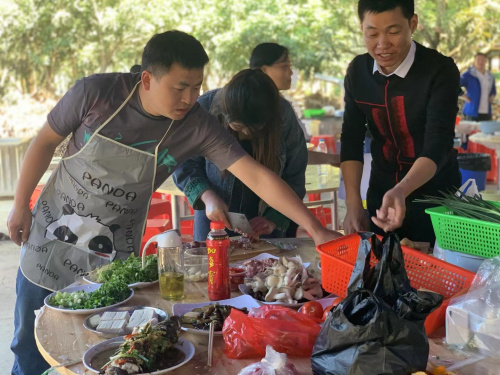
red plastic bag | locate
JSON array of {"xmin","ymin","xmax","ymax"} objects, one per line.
[{"xmin": 223, "ymin": 305, "xmax": 322, "ymax": 359}]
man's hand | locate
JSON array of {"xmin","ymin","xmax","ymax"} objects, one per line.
[
  {"xmin": 200, "ymin": 190, "xmax": 232, "ymax": 229},
  {"xmin": 343, "ymin": 204, "xmax": 369, "ymax": 234},
  {"xmin": 371, "ymin": 186, "xmax": 406, "ymax": 232},
  {"xmin": 249, "ymin": 217, "xmax": 276, "ymax": 236},
  {"xmin": 462, "ymin": 95, "xmax": 471, "ymax": 103},
  {"xmin": 7, "ymin": 206, "xmax": 32, "ymax": 246}
]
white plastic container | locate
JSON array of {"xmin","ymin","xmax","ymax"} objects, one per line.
[
  {"xmin": 480, "ymin": 189, "xmax": 500, "ymax": 202},
  {"xmin": 442, "ymin": 248, "xmax": 486, "ymax": 273},
  {"xmin": 316, "ymin": 139, "xmax": 328, "ymax": 178}
]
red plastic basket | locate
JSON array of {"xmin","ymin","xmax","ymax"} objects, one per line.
[{"xmin": 316, "ymin": 233, "xmax": 476, "ymax": 334}]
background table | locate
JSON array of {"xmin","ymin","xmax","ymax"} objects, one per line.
[
  {"xmin": 469, "ymin": 132, "xmax": 500, "ymax": 191},
  {"xmin": 159, "ymin": 165, "xmax": 340, "ymax": 230},
  {"xmin": 304, "ymin": 165, "xmax": 340, "ymax": 230}
]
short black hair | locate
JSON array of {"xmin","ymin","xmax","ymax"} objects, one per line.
[
  {"xmin": 358, "ymin": 0, "xmax": 414, "ymax": 22},
  {"xmin": 130, "ymin": 64, "xmax": 141, "ymax": 74},
  {"xmin": 141, "ymin": 30, "xmax": 209, "ymax": 78},
  {"xmin": 249, "ymin": 43, "xmax": 289, "ymax": 69}
]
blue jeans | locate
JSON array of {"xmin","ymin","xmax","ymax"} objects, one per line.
[{"xmin": 11, "ymin": 268, "xmax": 51, "ymax": 375}]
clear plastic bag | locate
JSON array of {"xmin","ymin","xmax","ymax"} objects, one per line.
[
  {"xmin": 446, "ymin": 256, "xmax": 500, "ymax": 357},
  {"xmin": 237, "ymin": 345, "xmax": 300, "ymax": 375}
]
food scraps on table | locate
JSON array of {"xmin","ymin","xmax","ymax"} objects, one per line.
[
  {"xmin": 244, "ymin": 256, "xmax": 324, "ymax": 304},
  {"xmin": 181, "ymin": 303, "xmax": 248, "ymax": 331},
  {"xmin": 231, "ymin": 233, "xmax": 258, "ymax": 250},
  {"xmin": 242, "ymin": 257, "xmax": 279, "ymax": 278},
  {"xmin": 101, "ymin": 316, "xmax": 183, "ymax": 375}
]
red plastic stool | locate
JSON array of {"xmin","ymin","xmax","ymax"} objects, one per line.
[
  {"xmin": 468, "ymin": 131, "xmax": 498, "ymax": 184},
  {"xmin": 310, "ymin": 135, "xmax": 336, "ymax": 154},
  {"xmin": 141, "ymin": 218, "xmax": 172, "ymax": 256},
  {"xmin": 308, "ymin": 206, "xmax": 332, "ymax": 227},
  {"xmin": 29, "ymin": 185, "xmax": 45, "ymax": 210},
  {"xmin": 148, "ymin": 198, "xmax": 172, "ymax": 220}
]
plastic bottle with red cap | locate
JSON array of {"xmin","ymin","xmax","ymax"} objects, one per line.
[{"xmin": 206, "ymin": 221, "xmax": 231, "ymax": 301}]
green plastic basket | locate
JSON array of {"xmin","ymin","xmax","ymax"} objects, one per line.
[
  {"xmin": 303, "ymin": 109, "xmax": 325, "ymax": 118},
  {"xmin": 425, "ymin": 201, "xmax": 500, "ymax": 258}
]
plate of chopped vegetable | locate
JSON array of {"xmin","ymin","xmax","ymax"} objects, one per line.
[
  {"xmin": 44, "ymin": 281, "xmax": 134, "ymax": 315},
  {"xmin": 172, "ymin": 295, "xmax": 259, "ymax": 335},
  {"xmin": 83, "ymin": 317, "xmax": 194, "ymax": 374},
  {"xmin": 84, "ymin": 254, "xmax": 159, "ymax": 289}
]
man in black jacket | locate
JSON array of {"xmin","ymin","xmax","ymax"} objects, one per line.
[{"xmin": 341, "ymin": 0, "xmax": 461, "ymax": 243}]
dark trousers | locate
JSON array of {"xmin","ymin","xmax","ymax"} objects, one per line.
[{"xmin": 11, "ymin": 269, "xmax": 51, "ymax": 375}]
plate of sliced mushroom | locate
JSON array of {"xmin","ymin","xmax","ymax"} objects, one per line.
[{"xmin": 239, "ymin": 255, "xmax": 332, "ymax": 307}]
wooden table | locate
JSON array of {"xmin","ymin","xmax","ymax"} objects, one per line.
[
  {"xmin": 159, "ymin": 165, "xmax": 341, "ymax": 230},
  {"xmin": 35, "ymin": 238, "xmax": 319, "ymax": 375},
  {"xmin": 35, "ymin": 238, "xmax": 498, "ymax": 374}
]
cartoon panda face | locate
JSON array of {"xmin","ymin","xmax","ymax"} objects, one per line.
[{"xmin": 45, "ymin": 205, "xmax": 120, "ymax": 255}]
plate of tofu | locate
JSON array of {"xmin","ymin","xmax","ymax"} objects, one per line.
[{"xmin": 84, "ymin": 306, "xmax": 168, "ymax": 338}]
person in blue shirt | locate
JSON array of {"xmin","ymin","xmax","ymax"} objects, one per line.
[
  {"xmin": 173, "ymin": 68, "xmax": 309, "ymax": 240},
  {"xmin": 461, "ymin": 52, "xmax": 497, "ymax": 121}
]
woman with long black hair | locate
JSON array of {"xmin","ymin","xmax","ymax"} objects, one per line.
[{"xmin": 173, "ymin": 68, "xmax": 308, "ymax": 239}]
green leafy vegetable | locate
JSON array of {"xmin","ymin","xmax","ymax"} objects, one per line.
[
  {"xmin": 48, "ymin": 279, "xmax": 131, "ymax": 310},
  {"xmin": 415, "ymin": 190, "xmax": 500, "ymax": 224},
  {"xmin": 94, "ymin": 254, "xmax": 158, "ymax": 284}
]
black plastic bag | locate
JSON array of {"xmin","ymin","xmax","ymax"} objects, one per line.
[{"xmin": 311, "ymin": 233, "xmax": 443, "ymax": 375}]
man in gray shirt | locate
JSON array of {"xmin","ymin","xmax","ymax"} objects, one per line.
[{"xmin": 7, "ymin": 30, "xmax": 340, "ymax": 375}]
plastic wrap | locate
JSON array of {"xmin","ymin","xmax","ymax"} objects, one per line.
[
  {"xmin": 237, "ymin": 345, "xmax": 300, "ymax": 375},
  {"xmin": 223, "ymin": 305, "xmax": 321, "ymax": 358},
  {"xmin": 446, "ymin": 256, "xmax": 500, "ymax": 357}
]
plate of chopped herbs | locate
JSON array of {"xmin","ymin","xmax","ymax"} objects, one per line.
[
  {"xmin": 84, "ymin": 254, "xmax": 158, "ymax": 289},
  {"xmin": 44, "ymin": 280, "xmax": 134, "ymax": 314}
]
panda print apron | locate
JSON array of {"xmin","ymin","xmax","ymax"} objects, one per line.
[{"xmin": 20, "ymin": 82, "xmax": 173, "ymax": 291}]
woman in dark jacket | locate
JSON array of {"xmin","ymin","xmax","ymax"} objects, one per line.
[{"xmin": 173, "ymin": 68, "xmax": 308, "ymax": 240}]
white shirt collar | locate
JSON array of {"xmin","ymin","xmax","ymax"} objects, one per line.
[{"xmin": 373, "ymin": 40, "xmax": 416, "ymax": 78}]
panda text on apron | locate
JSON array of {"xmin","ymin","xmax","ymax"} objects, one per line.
[{"xmin": 20, "ymin": 82, "xmax": 173, "ymax": 291}]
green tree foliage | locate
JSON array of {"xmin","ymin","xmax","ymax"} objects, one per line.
[
  {"xmin": 0, "ymin": 0, "xmax": 498, "ymax": 99},
  {"xmin": 415, "ymin": 0, "xmax": 500, "ymax": 69}
]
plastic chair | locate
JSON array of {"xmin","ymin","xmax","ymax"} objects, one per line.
[
  {"xmin": 29, "ymin": 185, "xmax": 45, "ymax": 210},
  {"xmin": 310, "ymin": 135, "xmax": 336, "ymax": 154},
  {"xmin": 141, "ymin": 218, "xmax": 172, "ymax": 256},
  {"xmin": 148, "ymin": 192, "xmax": 172, "ymax": 219},
  {"xmin": 308, "ymin": 206, "xmax": 332, "ymax": 227}
]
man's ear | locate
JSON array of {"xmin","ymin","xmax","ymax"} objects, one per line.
[
  {"xmin": 141, "ymin": 70, "xmax": 152, "ymax": 90},
  {"xmin": 410, "ymin": 13, "xmax": 418, "ymax": 34}
]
